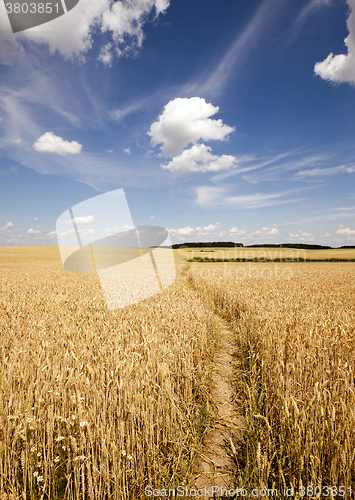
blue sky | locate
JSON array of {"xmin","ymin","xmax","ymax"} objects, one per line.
[{"xmin": 1, "ymin": 0, "xmax": 355, "ymax": 247}]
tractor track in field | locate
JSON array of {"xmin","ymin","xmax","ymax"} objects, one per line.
[{"xmin": 191, "ymin": 312, "xmax": 245, "ymax": 495}]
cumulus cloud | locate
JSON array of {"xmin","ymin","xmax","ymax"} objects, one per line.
[
  {"xmin": 289, "ymin": 230, "xmax": 314, "ymax": 242},
  {"xmin": 336, "ymin": 226, "xmax": 355, "ymax": 235},
  {"xmin": 148, "ymin": 97, "xmax": 235, "ymax": 156},
  {"xmin": 168, "ymin": 227, "xmax": 194, "ymax": 236},
  {"xmin": 0, "ymin": 0, "xmax": 170, "ymax": 65},
  {"xmin": 124, "ymin": 147, "xmax": 131, "ymax": 154},
  {"xmin": 168, "ymin": 223, "xmax": 223, "ymax": 239},
  {"xmin": 66, "ymin": 215, "xmax": 95, "ymax": 225},
  {"xmin": 0, "ymin": 221, "xmax": 13, "ymax": 231},
  {"xmin": 27, "ymin": 228, "xmax": 41, "ymax": 234},
  {"xmin": 229, "ymin": 226, "xmax": 246, "ymax": 236},
  {"xmin": 215, "ymin": 231, "xmax": 227, "ymax": 238},
  {"xmin": 195, "ymin": 222, "xmax": 222, "ymax": 236},
  {"xmin": 257, "ymin": 227, "xmax": 279, "ymax": 236},
  {"xmin": 33, "ymin": 132, "xmax": 82, "ymax": 156},
  {"xmin": 161, "ymin": 144, "xmax": 237, "ymax": 173},
  {"xmin": 196, "ymin": 222, "xmax": 221, "ymax": 232},
  {"xmin": 314, "ymin": 0, "xmax": 355, "ymax": 85},
  {"xmin": 176, "ymin": 227, "xmax": 194, "ymax": 236}
]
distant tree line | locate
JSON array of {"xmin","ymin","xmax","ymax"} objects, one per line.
[
  {"xmin": 245, "ymin": 243, "xmax": 333, "ymax": 250},
  {"xmin": 172, "ymin": 241, "xmax": 244, "ymax": 249},
  {"xmin": 171, "ymin": 242, "xmax": 340, "ymax": 250}
]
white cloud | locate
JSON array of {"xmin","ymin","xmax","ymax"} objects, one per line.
[
  {"xmin": 33, "ymin": 132, "xmax": 82, "ymax": 156},
  {"xmin": 168, "ymin": 227, "xmax": 194, "ymax": 236},
  {"xmin": 176, "ymin": 227, "xmax": 194, "ymax": 236},
  {"xmin": 289, "ymin": 0, "xmax": 332, "ymax": 42},
  {"xmin": 314, "ymin": 0, "xmax": 355, "ymax": 85},
  {"xmin": 195, "ymin": 186, "xmax": 228, "ymax": 206},
  {"xmin": 229, "ymin": 226, "xmax": 246, "ymax": 236},
  {"xmin": 106, "ymin": 149, "xmax": 113, "ymax": 153},
  {"xmin": 65, "ymin": 215, "xmax": 95, "ymax": 225},
  {"xmin": 27, "ymin": 228, "xmax": 41, "ymax": 234},
  {"xmin": 47, "ymin": 230, "xmax": 57, "ymax": 237},
  {"xmin": 289, "ymin": 231, "xmax": 314, "ymax": 242},
  {"xmin": 0, "ymin": 0, "xmax": 170, "ymax": 65},
  {"xmin": 0, "ymin": 221, "xmax": 13, "ymax": 231},
  {"xmin": 98, "ymin": 43, "xmax": 114, "ymax": 66},
  {"xmin": 111, "ymin": 97, "xmax": 151, "ymax": 121},
  {"xmin": 124, "ymin": 147, "xmax": 131, "ymax": 154},
  {"xmin": 203, "ymin": 222, "xmax": 221, "ymax": 232},
  {"xmin": 123, "ymin": 224, "xmax": 135, "ymax": 230},
  {"xmin": 10, "ymin": 138, "xmax": 22, "ymax": 144},
  {"xmin": 336, "ymin": 227, "xmax": 355, "ymax": 235},
  {"xmin": 59, "ymin": 229, "xmax": 75, "ymax": 236},
  {"xmin": 161, "ymin": 143, "xmax": 237, "ymax": 173},
  {"xmin": 0, "ymin": 11, "xmax": 24, "ymax": 66},
  {"xmin": 148, "ymin": 97, "xmax": 235, "ymax": 156},
  {"xmin": 296, "ymin": 164, "xmax": 355, "ymax": 176},
  {"xmin": 34, "ymin": 217, "xmax": 38, "ymax": 221},
  {"xmin": 195, "ymin": 185, "xmax": 305, "ymax": 209},
  {"xmin": 259, "ymin": 227, "xmax": 279, "ymax": 236},
  {"xmin": 150, "ymin": 216, "xmax": 155, "ymax": 219},
  {"xmin": 184, "ymin": 0, "xmax": 282, "ymax": 98},
  {"xmin": 195, "ymin": 222, "xmax": 221, "ymax": 234},
  {"xmin": 268, "ymin": 227, "xmax": 278, "ymax": 235}
]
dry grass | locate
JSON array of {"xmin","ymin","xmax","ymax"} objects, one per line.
[
  {"xmin": 188, "ymin": 262, "xmax": 355, "ymax": 494},
  {"xmin": 0, "ymin": 253, "xmax": 217, "ymax": 499}
]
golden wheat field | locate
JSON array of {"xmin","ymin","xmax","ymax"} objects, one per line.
[
  {"xmin": 2, "ymin": 247, "xmax": 355, "ymax": 499},
  {"xmin": 0, "ymin": 248, "xmax": 217, "ymax": 499},
  {"xmin": 178, "ymin": 247, "xmax": 355, "ymax": 261},
  {"xmin": 188, "ymin": 262, "xmax": 355, "ymax": 494}
]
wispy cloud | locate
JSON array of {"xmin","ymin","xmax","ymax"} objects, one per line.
[
  {"xmin": 195, "ymin": 185, "xmax": 307, "ymax": 209},
  {"xmin": 110, "ymin": 97, "xmax": 153, "ymax": 121},
  {"xmin": 296, "ymin": 164, "xmax": 355, "ymax": 177},
  {"xmin": 184, "ymin": 0, "xmax": 283, "ymax": 97},
  {"xmin": 288, "ymin": 0, "xmax": 332, "ymax": 43}
]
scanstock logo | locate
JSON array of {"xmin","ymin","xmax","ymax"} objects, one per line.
[
  {"xmin": 56, "ymin": 189, "xmax": 176, "ymax": 311},
  {"xmin": 4, "ymin": 0, "xmax": 80, "ymax": 33}
]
